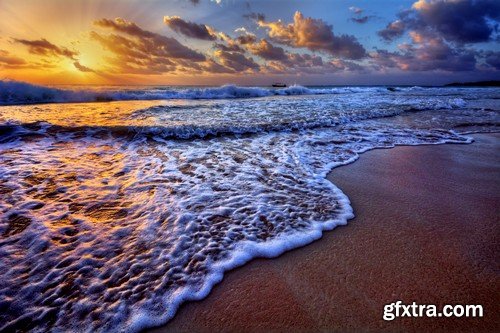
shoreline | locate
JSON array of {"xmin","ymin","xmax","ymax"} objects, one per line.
[{"xmin": 150, "ymin": 133, "xmax": 499, "ymax": 332}]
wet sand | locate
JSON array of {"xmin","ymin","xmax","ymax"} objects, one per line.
[{"xmin": 151, "ymin": 133, "xmax": 500, "ymax": 332}]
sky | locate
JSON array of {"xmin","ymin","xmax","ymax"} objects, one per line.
[{"xmin": 0, "ymin": 0, "xmax": 499, "ymax": 85}]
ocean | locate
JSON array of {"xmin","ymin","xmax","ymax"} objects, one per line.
[{"xmin": 0, "ymin": 82, "xmax": 499, "ymax": 331}]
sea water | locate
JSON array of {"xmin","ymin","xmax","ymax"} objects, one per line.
[{"xmin": 0, "ymin": 82, "xmax": 498, "ymax": 331}]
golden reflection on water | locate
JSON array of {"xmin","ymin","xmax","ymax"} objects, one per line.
[{"xmin": 0, "ymin": 100, "xmax": 191, "ymax": 127}]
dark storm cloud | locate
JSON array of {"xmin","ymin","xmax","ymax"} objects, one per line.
[
  {"xmin": 258, "ymin": 11, "xmax": 366, "ymax": 59},
  {"xmin": 379, "ymin": 0, "xmax": 500, "ymax": 44},
  {"xmin": 13, "ymin": 38, "xmax": 78, "ymax": 59},
  {"xmin": 412, "ymin": 0, "xmax": 500, "ymax": 43},
  {"xmin": 164, "ymin": 16, "xmax": 217, "ymax": 40},
  {"xmin": 373, "ymin": 0, "xmax": 500, "ymax": 74}
]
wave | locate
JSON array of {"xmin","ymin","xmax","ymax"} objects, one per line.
[
  {"xmin": 0, "ymin": 81, "xmax": 371, "ymax": 106},
  {"xmin": 0, "ymin": 121, "xmax": 357, "ymax": 141},
  {"xmin": 0, "ymin": 98, "xmax": 479, "ymax": 141}
]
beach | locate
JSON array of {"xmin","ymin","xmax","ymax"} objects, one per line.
[{"xmin": 153, "ymin": 133, "xmax": 499, "ymax": 332}]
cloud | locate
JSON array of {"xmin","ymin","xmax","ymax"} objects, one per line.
[
  {"xmin": 205, "ymin": 18, "xmax": 364, "ymax": 75},
  {"xmin": 214, "ymin": 50, "xmax": 259, "ymax": 72},
  {"xmin": 378, "ymin": 20, "xmax": 406, "ymax": 41},
  {"xmin": 351, "ymin": 16, "xmax": 370, "ymax": 24},
  {"xmin": 6, "ymin": 6, "xmax": 496, "ymax": 80},
  {"xmin": 412, "ymin": 0, "xmax": 499, "ymax": 43},
  {"xmin": 0, "ymin": 49, "xmax": 59, "ymax": 70},
  {"xmin": 244, "ymin": 12, "xmax": 266, "ymax": 22},
  {"xmin": 236, "ymin": 34, "xmax": 257, "ymax": 45},
  {"xmin": 374, "ymin": 0, "xmax": 500, "ymax": 74},
  {"xmin": 202, "ymin": 58, "xmax": 234, "ymax": 73},
  {"xmin": 234, "ymin": 27, "xmax": 249, "ymax": 34},
  {"xmin": 212, "ymin": 30, "xmax": 256, "ymax": 51},
  {"xmin": 284, "ymin": 52, "xmax": 325, "ymax": 71},
  {"xmin": 164, "ymin": 16, "xmax": 217, "ymax": 40},
  {"xmin": 13, "ymin": 38, "xmax": 78, "ymax": 59},
  {"xmin": 327, "ymin": 59, "xmax": 364, "ymax": 72},
  {"xmin": 213, "ymin": 42, "xmax": 245, "ymax": 53},
  {"xmin": 349, "ymin": 6, "xmax": 371, "ymax": 24},
  {"xmin": 90, "ymin": 31, "xmax": 176, "ymax": 74},
  {"xmin": 266, "ymin": 53, "xmax": 363, "ymax": 75},
  {"xmin": 94, "ymin": 18, "xmax": 205, "ymax": 61},
  {"xmin": 211, "ymin": 31, "xmax": 248, "ymax": 52},
  {"xmin": 483, "ymin": 51, "xmax": 500, "ymax": 69},
  {"xmin": 379, "ymin": 0, "xmax": 500, "ymax": 44},
  {"xmin": 247, "ymin": 39, "xmax": 287, "ymax": 60},
  {"xmin": 0, "ymin": 49, "xmax": 27, "ymax": 67},
  {"xmin": 91, "ymin": 19, "xmax": 260, "ymax": 74},
  {"xmin": 73, "ymin": 61, "xmax": 94, "ymax": 72},
  {"xmin": 349, "ymin": 6, "xmax": 363, "ymax": 14},
  {"xmin": 371, "ymin": 35, "xmax": 477, "ymax": 72},
  {"xmin": 258, "ymin": 11, "xmax": 366, "ymax": 59},
  {"xmin": 89, "ymin": 18, "xmax": 215, "ymax": 75}
]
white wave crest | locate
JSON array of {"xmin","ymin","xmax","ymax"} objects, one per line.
[{"xmin": 0, "ymin": 81, "xmax": 345, "ymax": 105}]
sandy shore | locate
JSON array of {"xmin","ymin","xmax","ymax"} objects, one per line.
[{"xmin": 151, "ymin": 133, "xmax": 499, "ymax": 333}]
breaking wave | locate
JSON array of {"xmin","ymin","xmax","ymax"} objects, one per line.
[{"xmin": 0, "ymin": 80, "xmax": 381, "ymax": 105}]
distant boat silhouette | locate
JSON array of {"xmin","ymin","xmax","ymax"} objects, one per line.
[{"xmin": 272, "ymin": 83, "xmax": 287, "ymax": 87}]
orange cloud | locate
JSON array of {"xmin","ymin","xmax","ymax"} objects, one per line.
[
  {"xmin": 0, "ymin": 50, "xmax": 27, "ymax": 68},
  {"xmin": 13, "ymin": 38, "xmax": 78, "ymax": 59},
  {"xmin": 89, "ymin": 18, "xmax": 214, "ymax": 75},
  {"xmin": 94, "ymin": 18, "xmax": 205, "ymax": 61},
  {"xmin": 258, "ymin": 11, "xmax": 366, "ymax": 59}
]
